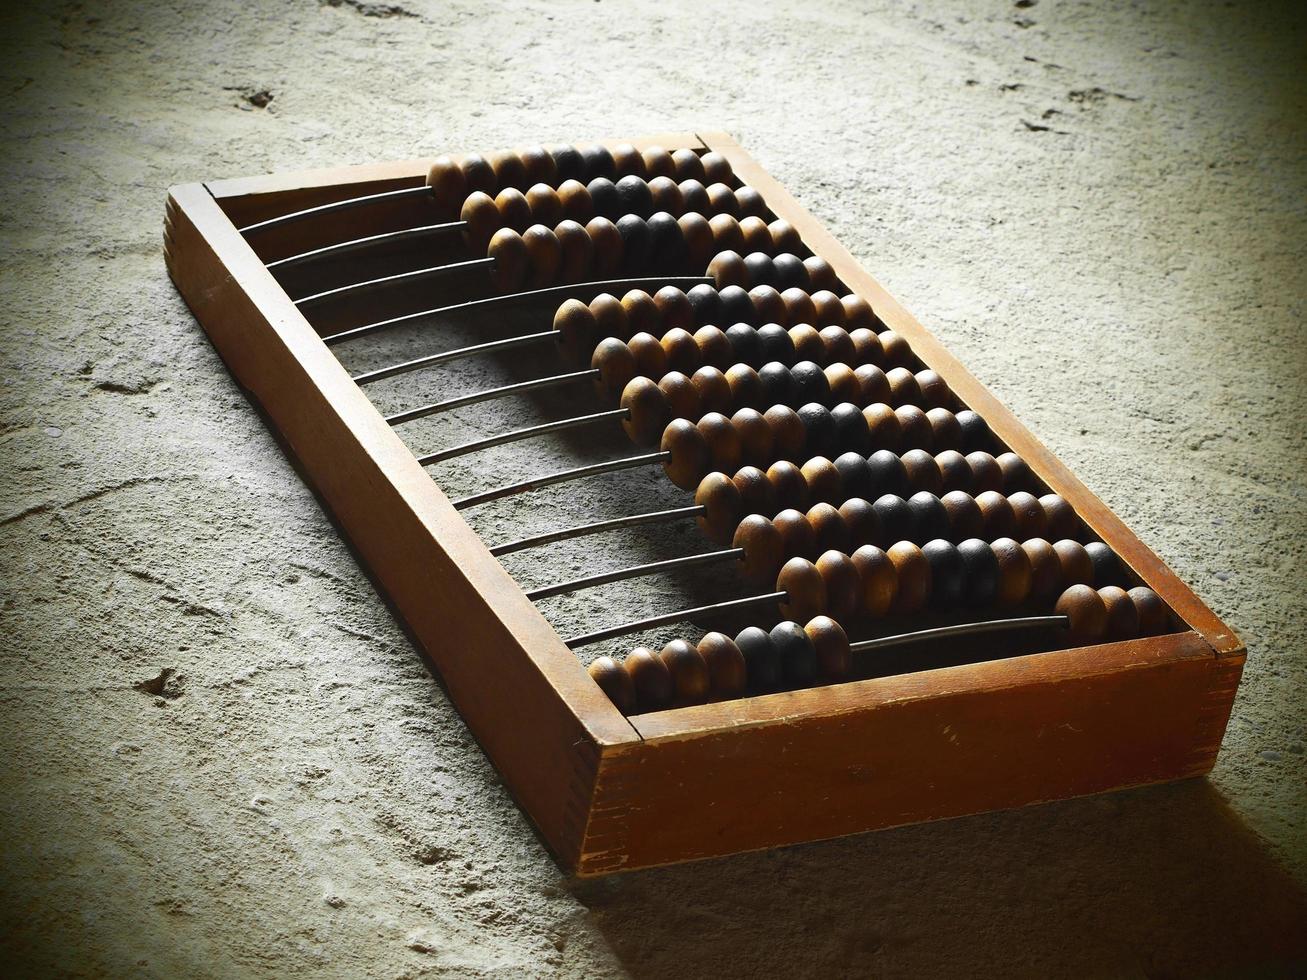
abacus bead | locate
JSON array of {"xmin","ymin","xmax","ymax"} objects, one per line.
[
  {"xmin": 834, "ymin": 452, "xmax": 872, "ymax": 500},
  {"xmin": 460, "ymin": 152, "xmax": 496, "ymax": 194},
  {"xmin": 658, "ymin": 371, "xmax": 700, "ymax": 420},
  {"xmin": 1008, "ymin": 490, "xmax": 1047, "ymax": 540},
  {"xmin": 557, "ymin": 178, "xmax": 593, "ymax": 222},
  {"xmin": 550, "ymin": 145, "xmax": 584, "ymax": 182},
  {"xmin": 732, "ymin": 407, "xmax": 774, "ymax": 464},
  {"xmin": 907, "ymin": 491, "xmax": 950, "ymax": 540},
  {"xmin": 426, "ymin": 155, "xmax": 466, "ymax": 217},
  {"xmin": 831, "ymin": 403, "xmax": 871, "ymax": 454},
  {"xmin": 922, "ymin": 539, "xmax": 964, "ymax": 608},
  {"xmin": 850, "ymin": 329, "xmax": 884, "ymax": 367},
  {"xmin": 758, "ymin": 362, "xmax": 791, "ymax": 408},
  {"xmin": 660, "ymin": 327, "xmax": 699, "ymax": 373},
  {"xmin": 695, "ymin": 471, "xmax": 742, "ymax": 545},
  {"xmin": 957, "ymin": 538, "xmax": 998, "ymax": 606},
  {"xmin": 749, "ymin": 285, "xmax": 786, "ymax": 325},
  {"xmin": 691, "ymin": 366, "xmax": 732, "ymax": 415},
  {"xmin": 490, "ymin": 150, "xmax": 528, "ymax": 190},
  {"xmin": 781, "ymin": 289, "xmax": 817, "ymax": 327},
  {"xmin": 966, "ymin": 452, "xmax": 1004, "ymax": 493},
  {"xmin": 647, "ymin": 176, "xmax": 683, "ymax": 217},
  {"xmin": 769, "ymin": 219, "xmax": 802, "ymax": 254},
  {"xmin": 936, "ymin": 450, "xmax": 972, "ymax": 493},
  {"xmin": 701, "ymin": 151, "xmax": 734, "ymax": 185},
  {"xmin": 997, "ymin": 452, "xmax": 1033, "ymax": 491},
  {"xmin": 789, "ymin": 324, "xmax": 825, "ymax": 363},
  {"xmin": 1022, "ymin": 538, "xmax": 1061, "ymax": 599},
  {"xmin": 648, "ymin": 285, "xmax": 690, "ymax": 330},
  {"xmin": 592, "ymin": 337, "xmax": 636, "ymax": 400},
  {"xmin": 698, "ymin": 632, "xmax": 748, "ymax": 697},
  {"xmin": 778, "ymin": 557, "xmax": 827, "ymax": 622},
  {"xmin": 886, "ymin": 366, "xmax": 921, "ymax": 406},
  {"xmin": 625, "ymin": 648, "xmax": 673, "ymax": 711},
  {"xmin": 887, "ymin": 542, "xmax": 930, "ymax": 613},
  {"xmin": 764, "ymin": 405, "xmax": 807, "ymax": 460},
  {"xmin": 801, "ymin": 456, "xmax": 842, "ymax": 506},
  {"xmin": 817, "ymin": 327, "xmax": 856, "ymax": 368},
  {"xmin": 460, "ymin": 191, "xmax": 501, "ymax": 254},
  {"xmin": 1098, "ymin": 586, "xmax": 1139, "ymax": 641},
  {"xmin": 798, "ymin": 403, "xmax": 835, "ymax": 456},
  {"xmin": 736, "ymin": 185, "xmax": 767, "ymax": 219},
  {"xmin": 975, "ymin": 490, "xmax": 1017, "ymax": 538},
  {"xmin": 916, "ymin": 370, "xmax": 950, "ymax": 410},
  {"xmin": 610, "ymin": 142, "xmax": 645, "ymax": 178},
  {"xmin": 805, "ymin": 257, "xmax": 840, "ymax": 293},
  {"xmin": 587, "ymin": 176, "xmax": 620, "ymax": 219},
  {"xmin": 1055, "ymin": 584, "xmax": 1108, "ymax": 645},
  {"xmin": 991, "ymin": 537, "xmax": 1033, "ymax": 606},
  {"xmin": 940, "ymin": 489, "xmax": 984, "ymax": 539},
  {"xmin": 767, "ymin": 460, "xmax": 809, "ymax": 510},
  {"xmin": 661, "ymin": 639, "xmax": 711, "ymax": 704},
  {"xmin": 726, "ymin": 323, "xmax": 762, "ymax": 363},
  {"xmin": 554, "ymin": 298, "xmax": 597, "ymax": 363},
  {"xmin": 1053, "ymin": 539, "xmax": 1094, "ymax": 586},
  {"xmin": 740, "ymin": 217, "xmax": 773, "ymax": 254},
  {"xmin": 733, "ymin": 514, "xmax": 784, "ymax": 583},
  {"xmin": 620, "ymin": 376, "xmax": 670, "ymax": 445},
  {"xmin": 864, "ymin": 403, "xmax": 901, "ymax": 450},
  {"xmin": 687, "ymin": 283, "xmax": 724, "ymax": 326},
  {"xmin": 555, "ymin": 219, "xmax": 593, "ymax": 283},
  {"xmin": 817, "ymin": 550, "xmax": 861, "ymax": 620},
  {"xmin": 709, "ymin": 213, "xmax": 746, "ymax": 254},
  {"xmin": 956, "ymin": 410, "xmax": 990, "ymax": 452},
  {"xmin": 525, "ymin": 183, "xmax": 563, "ymax": 226},
  {"xmin": 735, "ymin": 626, "xmax": 781, "ymax": 691},
  {"xmin": 1129, "ymin": 587, "xmax": 1169, "ymax": 635},
  {"xmin": 679, "ymin": 178, "xmax": 710, "ymax": 216},
  {"xmin": 589, "ymin": 656, "xmax": 635, "ymax": 713},
  {"xmin": 852, "ymin": 544, "xmax": 897, "ymax": 616},
  {"xmin": 757, "ymin": 323, "xmax": 795, "ymax": 363},
  {"xmin": 494, "ymin": 187, "xmax": 532, "ymax": 232},
  {"xmin": 693, "ymin": 326, "xmax": 732, "ymax": 369},
  {"xmin": 808, "ymin": 502, "xmax": 849, "ymax": 553},
  {"xmin": 628, "ymin": 331, "xmax": 668, "ymax": 378},
  {"xmin": 612, "ymin": 174, "xmax": 652, "ymax": 217},
  {"xmin": 621, "ymin": 289, "xmax": 660, "ymax": 335},
  {"xmin": 719, "ymin": 284, "xmax": 756, "ymax": 324},
  {"xmin": 926, "ymin": 408, "xmax": 962, "ymax": 450},
  {"xmin": 774, "ymin": 508, "xmax": 816, "ymax": 559},
  {"xmin": 766, "ymin": 622, "xmax": 816, "ymax": 688},
  {"xmin": 522, "ymin": 224, "xmax": 561, "ymax": 288},
  {"xmin": 642, "ymin": 145, "xmax": 675, "ymax": 178},
  {"xmin": 895, "ymin": 406, "xmax": 932, "ymax": 449},
  {"xmin": 1041, "ymin": 494, "xmax": 1079, "ymax": 541},
  {"xmin": 1085, "ymin": 541, "xmax": 1119, "ymax": 585},
  {"xmin": 488, "ymin": 228, "xmax": 529, "ymax": 292},
  {"xmin": 616, "ymin": 214, "xmax": 652, "ymax": 272},
  {"xmin": 901, "ymin": 448, "xmax": 943, "ymax": 496},
  {"xmin": 867, "ymin": 450, "xmax": 910, "ymax": 498},
  {"xmin": 841, "ymin": 294, "xmax": 877, "ymax": 331},
  {"xmin": 810, "ymin": 289, "xmax": 845, "ymax": 325},
  {"xmin": 805, "ymin": 616, "xmax": 850, "ymax": 680},
  {"xmin": 791, "ymin": 361, "xmax": 831, "ymax": 404},
  {"xmin": 840, "ymin": 497, "xmax": 881, "ymax": 548},
  {"xmin": 674, "ymin": 214, "xmax": 713, "ymax": 273},
  {"xmin": 580, "ymin": 144, "xmax": 616, "ymax": 180},
  {"xmin": 707, "ymin": 182, "xmax": 739, "ymax": 217},
  {"xmin": 709, "ymin": 250, "xmax": 747, "ymax": 289},
  {"xmin": 698, "ymin": 412, "xmax": 743, "ymax": 471},
  {"xmin": 666, "ymin": 147, "xmax": 701, "ymax": 182},
  {"xmin": 880, "ymin": 331, "xmax": 912, "ymax": 367},
  {"xmin": 646, "ymin": 211, "xmax": 686, "ymax": 272},
  {"xmin": 661, "ymin": 418, "xmax": 711, "ymax": 489},
  {"xmin": 519, "ymin": 145, "xmax": 557, "ymax": 185},
  {"xmin": 586, "ymin": 217, "xmax": 624, "ymax": 276},
  {"xmin": 726, "ymin": 363, "xmax": 763, "ymax": 409}
]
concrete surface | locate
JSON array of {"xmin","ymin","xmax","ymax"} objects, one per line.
[{"xmin": 2, "ymin": 0, "xmax": 1305, "ymax": 975}]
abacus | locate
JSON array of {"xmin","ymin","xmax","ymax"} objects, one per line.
[{"xmin": 165, "ymin": 133, "xmax": 1245, "ymax": 876}]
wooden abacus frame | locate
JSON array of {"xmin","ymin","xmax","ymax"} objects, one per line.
[{"xmin": 164, "ymin": 132, "xmax": 1244, "ymax": 876}]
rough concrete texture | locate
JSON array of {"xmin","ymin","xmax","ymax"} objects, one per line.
[{"xmin": 2, "ymin": 0, "xmax": 1305, "ymax": 975}]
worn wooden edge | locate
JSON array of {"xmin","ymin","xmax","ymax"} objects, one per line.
[
  {"xmin": 164, "ymin": 182, "xmax": 640, "ymax": 869},
  {"xmin": 697, "ymin": 131, "xmax": 1243, "ymax": 660}
]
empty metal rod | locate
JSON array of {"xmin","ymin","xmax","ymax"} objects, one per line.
[
  {"xmin": 417, "ymin": 408, "xmax": 626, "ymax": 466},
  {"xmin": 238, "ymin": 184, "xmax": 432, "ymax": 235},
  {"xmin": 489, "ymin": 504, "xmax": 704, "ymax": 556},
  {"xmin": 294, "ymin": 257, "xmax": 494, "ymax": 307},
  {"xmin": 387, "ymin": 369, "xmax": 598, "ymax": 427},
  {"xmin": 527, "ymin": 548, "xmax": 743, "ymax": 602},
  {"xmin": 564, "ymin": 592, "xmax": 788, "ymax": 650},
  {"xmin": 850, "ymin": 615, "xmax": 1068, "ymax": 654},
  {"xmin": 266, "ymin": 222, "xmax": 466, "ymax": 270},
  {"xmin": 453, "ymin": 451, "xmax": 670, "ymax": 510},
  {"xmin": 351, "ymin": 330, "xmax": 556, "ymax": 386}
]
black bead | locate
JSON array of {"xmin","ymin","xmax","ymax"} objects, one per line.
[
  {"xmin": 1085, "ymin": 541, "xmax": 1119, "ymax": 585},
  {"xmin": 679, "ymin": 179, "xmax": 709, "ymax": 216},
  {"xmin": 922, "ymin": 539, "xmax": 964, "ymax": 608},
  {"xmin": 551, "ymin": 145, "xmax": 584, "ymax": 182},
  {"xmin": 830, "ymin": 403, "xmax": 870, "ymax": 455},
  {"xmin": 797, "ymin": 402, "xmax": 836, "ymax": 456},
  {"xmin": 586, "ymin": 177, "xmax": 620, "ymax": 219},
  {"xmin": 772, "ymin": 253, "xmax": 808, "ymax": 290},
  {"xmin": 736, "ymin": 626, "xmax": 781, "ymax": 691},
  {"xmin": 957, "ymin": 537, "xmax": 998, "ymax": 606},
  {"xmin": 758, "ymin": 362, "xmax": 793, "ymax": 407},
  {"xmin": 687, "ymin": 284, "xmax": 723, "ymax": 326},
  {"xmin": 872, "ymin": 494, "xmax": 913, "ymax": 541},
  {"xmin": 935, "ymin": 449, "xmax": 972, "ymax": 493},
  {"xmin": 743, "ymin": 251, "xmax": 774, "ymax": 288},
  {"xmin": 645, "ymin": 211, "xmax": 685, "ymax": 273},
  {"xmin": 866, "ymin": 450, "xmax": 909, "ymax": 498},
  {"xmin": 718, "ymin": 285, "xmax": 755, "ymax": 324},
  {"xmin": 770, "ymin": 621, "xmax": 818, "ymax": 687},
  {"xmin": 956, "ymin": 410, "xmax": 990, "ymax": 452},
  {"xmin": 615, "ymin": 215, "xmax": 652, "ymax": 273},
  {"xmin": 614, "ymin": 174, "xmax": 654, "ymax": 218},
  {"xmin": 789, "ymin": 360, "xmax": 830, "ymax": 404},
  {"xmin": 579, "ymin": 144, "xmax": 616, "ymax": 180},
  {"xmin": 907, "ymin": 491, "xmax": 950, "ymax": 541},
  {"xmin": 833, "ymin": 452, "xmax": 872, "ymax": 500},
  {"xmin": 756, "ymin": 323, "xmax": 795, "ymax": 363}
]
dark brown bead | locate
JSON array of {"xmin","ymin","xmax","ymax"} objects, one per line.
[
  {"xmin": 706, "ymin": 182, "xmax": 740, "ymax": 217},
  {"xmin": 926, "ymin": 408, "xmax": 962, "ymax": 450},
  {"xmin": 940, "ymin": 490, "xmax": 984, "ymax": 539},
  {"xmin": 708, "ymin": 250, "xmax": 748, "ymax": 289},
  {"xmin": 585, "ymin": 217, "xmax": 623, "ymax": 277},
  {"xmin": 690, "ymin": 366, "xmax": 732, "ymax": 415},
  {"xmin": 653, "ymin": 286, "xmax": 694, "ymax": 331},
  {"xmin": 1022, "ymin": 538, "xmax": 1061, "ymax": 599},
  {"xmin": 519, "ymin": 145, "xmax": 557, "ymax": 185},
  {"xmin": 426, "ymin": 155, "xmax": 467, "ymax": 218},
  {"xmin": 525, "ymin": 183, "xmax": 563, "ymax": 227},
  {"xmin": 733, "ymin": 514, "xmax": 784, "ymax": 583},
  {"xmin": 658, "ymin": 370, "xmax": 700, "ymax": 420},
  {"xmin": 627, "ymin": 332, "xmax": 668, "ymax": 378},
  {"xmin": 620, "ymin": 376, "xmax": 670, "ymax": 446},
  {"xmin": 774, "ymin": 508, "xmax": 816, "ymax": 559},
  {"xmin": 591, "ymin": 337, "xmax": 636, "ymax": 401},
  {"xmin": 887, "ymin": 541, "xmax": 929, "ymax": 613},
  {"xmin": 693, "ymin": 325, "xmax": 733, "ymax": 370},
  {"xmin": 801, "ymin": 457, "xmax": 841, "ymax": 506},
  {"xmin": 660, "ymin": 639, "xmax": 711, "ymax": 705},
  {"xmin": 494, "ymin": 186, "xmax": 531, "ymax": 232},
  {"xmin": 764, "ymin": 405, "xmax": 806, "ymax": 460},
  {"xmin": 997, "ymin": 451, "xmax": 1034, "ymax": 492},
  {"xmin": 840, "ymin": 498, "xmax": 881, "ymax": 548},
  {"xmin": 487, "ymin": 228, "xmax": 529, "ymax": 292},
  {"xmin": 733, "ymin": 465, "xmax": 774, "ymax": 515},
  {"xmin": 915, "ymin": 370, "xmax": 950, "ymax": 409},
  {"xmin": 965, "ymin": 451, "xmax": 1004, "ymax": 493},
  {"xmin": 696, "ymin": 471, "xmax": 742, "ymax": 545},
  {"xmin": 935, "ymin": 450, "xmax": 972, "ymax": 493},
  {"xmin": 459, "ymin": 152, "xmax": 496, "ymax": 194},
  {"xmin": 740, "ymin": 216, "xmax": 772, "ymax": 253},
  {"xmin": 819, "ymin": 326, "xmax": 857, "ymax": 367},
  {"xmin": 895, "ymin": 405, "xmax": 932, "ymax": 449},
  {"xmin": 991, "ymin": 537, "xmax": 1032, "ymax": 607},
  {"xmin": 554, "ymin": 298, "xmax": 598, "ymax": 364},
  {"xmin": 698, "ymin": 632, "xmax": 747, "ymax": 697},
  {"xmin": 805, "ymin": 257, "xmax": 840, "ymax": 293},
  {"xmin": 810, "ymin": 288, "xmax": 845, "ymax": 325},
  {"xmin": 642, "ymin": 146, "xmax": 675, "ymax": 178},
  {"xmin": 625, "ymin": 647, "xmax": 673, "ymax": 711},
  {"xmin": 1008, "ymin": 490, "xmax": 1047, "ymax": 540},
  {"xmin": 521, "ymin": 224, "xmax": 561, "ymax": 288},
  {"xmin": 767, "ymin": 460, "xmax": 809, "ymax": 510},
  {"xmin": 975, "ymin": 490, "xmax": 1017, "ymax": 539},
  {"xmin": 589, "ymin": 291, "xmax": 628, "ymax": 339},
  {"xmin": 769, "ymin": 219, "xmax": 802, "ymax": 254},
  {"xmin": 816, "ymin": 551, "xmax": 861, "ymax": 621},
  {"xmin": 554, "ymin": 219, "xmax": 593, "ymax": 283},
  {"xmin": 670, "ymin": 147, "xmax": 705, "ymax": 182},
  {"xmin": 853, "ymin": 544, "xmax": 897, "ymax": 616},
  {"xmin": 736, "ymin": 185, "xmax": 767, "ymax": 219},
  {"xmin": 588, "ymin": 656, "xmax": 635, "ymax": 713},
  {"xmin": 781, "ymin": 289, "xmax": 817, "ymax": 327},
  {"xmin": 824, "ymin": 364, "xmax": 860, "ymax": 404},
  {"xmin": 698, "ymin": 412, "xmax": 743, "ymax": 472},
  {"xmin": 622, "ymin": 289, "xmax": 660, "ymax": 335},
  {"xmin": 1098, "ymin": 586, "xmax": 1139, "ymax": 641},
  {"xmin": 678, "ymin": 212, "xmax": 716, "ymax": 271},
  {"xmin": 850, "ymin": 328, "xmax": 884, "ymax": 366},
  {"xmin": 778, "ymin": 557, "xmax": 827, "ymax": 622},
  {"xmin": 648, "ymin": 175, "xmax": 684, "ymax": 216},
  {"xmin": 901, "ymin": 448, "xmax": 943, "ymax": 496},
  {"xmin": 700, "ymin": 151, "xmax": 733, "ymax": 184},
  {"xmin": 879, "ymin": 331, "xmax": 912, "ymax": 368},
  {"xmin": 804, "ymin": 616, "xmax": 850, "ymax": 680},
  {"xmin": 855, "ymin": 366, "xmax": 891, "ymax": 406},
  {"xmin": 1053, "ymin": 539, "xmax": 1094, "ymax": 586},
  {"xmin": 460, "ymin": 191, "xmax": 502, "ymax": 254},
  {"xmin": 1129, "ymin": 587, "xmax": 1169, "ymax": 635},
  {"xmin": 749, "ymin": 286, "xmax": 786, "ymax": 325},
  {"xmin": 610, "ymin": 142, "xmax": 645, "ymax": 178},
  {"xmin": 886, "ymin": 366, "xmax": 921, "ymax": 407},
  {"xmin": 557, "ymin": 179, "xmax": 594, "ymax": 222},
  {"xmin": 807, "ymin": 502, "xmax": 849, "ymax": 554},
  {"xmin": 789, "ymin": 324, "xmax": 825, "ymax": 363},
  {"xmin": 489, "ymin": 150, "xmax": 528, "ymax": 190},
  {"xmin": 708, "ymin": 213, "xmax": 745, "ymax": 254},
  {"xmin": 660, "ymin": 327, "xmax": 700, "ymax": 374},
  {"xmin": 731, "ymin": 407, "xmax": 774, "ymax": 464},
  {"xmin": 841, "ymin": 295, "xmax": 877, "ymax": 331},
  {"xmin": 1055, "ymin": 584, "xmax": 1108, "ymax": 645},
  {"xmin": 864, "ymin": 403, "xmax": 902, "ymax": 450},
  {"xmin": 1040, "ymin": 494, "xmax": 1078, "ymax": 541},
  {"xmin": 660, "ymin": 418, "xmax": 711, "ymax": 489},
  {"xmin": 725, "ymin": 364, "xmax": 763, "ymax": 409}
]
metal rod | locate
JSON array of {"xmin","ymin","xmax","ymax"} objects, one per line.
[
  {"xmin": 238, "ymin": 184, "xmax": 432, "ymax": 235},
  {"xmin": 322, "ymin": 276, "xmax": 713, "ymax": 347},
  {"xmin": 294, "ymin": 257, "xmax": 494, "ymax": 307},
  {"xmin": 489, "ymin": 504, "xmax": 704, "ymax": 556},
  {"xmin": 417, "ymin": 408, "xmax": 626, "ymax": 466},
  {"xmin": 526, "ymin": 548, "xmax": 743, "ymax": 602},
  {"xmin": 453, "ymin": 451, "xmax": 670, "ymax": 510},
  {"xmin": 266, "ymin": 222, "xmax": 466, "ymax": 270},
  {"xmin": 351, "ymin": 330, "xmax": 557, "ymax": 386},
  {"xmin": 386, "ymin": 369, "xmax": 599, "ymax": 427},
  {"xmin": 564, "ymin": 592, "xmax": 788, "ymax": 650},
  {"xmin": 850, "ymin": 615, "xmax": 1069, "ymax": 654}
]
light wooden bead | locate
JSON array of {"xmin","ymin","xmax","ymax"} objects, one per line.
[
  {"xmin": 733, "ymin": 514, "xmax": 785, "ymax": 583},
  {"xmin": 915, "ymin": 370, "xmax": 950, "ymax": 409},
  {"xmin": 886, "ymin": 366, "xmax": 921, "ymax": 407},
  {"xmin": 788, "ymin": 324, "xmax": 824, "ymax": 363},
  {"xmin": 488, "ymin": 228, "xmax": 528, "ymax": 292},
  {"xmin": 490, "ymin": 150, "xmax": 528, "ymax": 190},
  {"xmin": 701, "ymin": 151, "xmax": 733, "ymax": 184},
  {"xmin": 804, "ymin": 616, "xmax": 850, "ymax": 680},
  {"xmin": 554, "ymin": 219, "xmax": 593, "ymax": 283},
  {"xmin": 698, "ymin": 632, "xmax": 747, "ymax": 697},
  {"xmin": 769, "ymin": 218, "xmax": 802, "ymax": 253},
  {"xmin": 730, "ymin": 408, "xmax": 773, "ymax": 465},
  {"xmin": 425, "ymin": 155, "xmax": 466, "ymax": 218},
  {"xmin": 879, "ymin": 330, "xmax": 912, "ymax": 367},
  {"xmin": 736, "ymin": 185, "xmax": 767, "ymax": 219},
  {"xmin": 819, "ymin": 326, "xmax": 856, "ymax": 367},
  {"xmin": 625, "ymin": 648, "xmax": 673, "ymax": 711},
  {"xmin": 936, "ymin": 450, "xmax": 972, "ymax": 493},
  {"xmin": 805, "ymin": 257, "xmax": 840, "ymax": 293},
  {"xmin": 620, "ymin": 376, "xmax": 669, "ymax": 445},
  {"xmin": 693, "ymin": 325, "xmax": 733, "ymax": 370},
  {"xmin": 1008, "ymin": 490, "xmax": 1047, "ymax": 540},
  {"xmin": 679, "ymin": 213, "xmax": 716, "ymax": 271},
  {"xmin": 895, "ymin": 406, "xmax": 932, "ymax": 450},
  {"xmin": 521, "ymin": 224, "xmax": 561, "ymax": 288},
  {"xmin": 975, "ymin": 490, "xmax": 1017, "ymax": 539},
  {"xmin": 698, "ymin": 412, "xmax": 743, "ymax": 472},
  {"xmin": 771, "ymin": 509, "xmax": 813, "ymax": 561},
  {"xmin": 622, "ymin": 289, "xmax": 661, "ymax": 335},
  {"xmin": 706, "ymin": 182, "xmax": 739, "ymax": 217},
  {"xmin": 461, "ymin": 191, "xmax": 501, "ymax": 254},
  {"xmin": 708, "ymin": 214, "xmax": 745, "ymax": 254},
  {"xmin": 661, "ymin": 639, "xmax": 711, "ymax": 704},
  {"xmin": 966, "ymin": 452, "xmax": 1004, "ymax": 493},
  {"xmin": 519, "ymin": 145, "xmax": 557, "ymax": 185},
  {"xmin": 653, "ymin": 286, "xmax": 694, "ymax": 331},
  {"xmin": 864, "ymin": 403, "xmax": 901, "ymax": 450},
  {"xmin": 1055, "ymin": 584, "xmax": 1108, "ymax": 645},
  {"xmin": 660, "ymin": 418, "xmax": 711, "ymax": 489},
  {"xmin": 642, "ymin": 145, "xmax": 675, "ymax": 178},
  {"xmin": 991, "ymin": 537, "xmax": 1032, "ymax": 607},
  {"xmin": 850, "ymin": 328, "xmax": 884, "ymax": 366},
  {"xmin": 725, "ymin": 364, "xmax": 763, "ymax": 410},
  {"xmin": 494, "ymin": 186, "xmax": 531, "ymax": 232},
  {"xmin": 801, "ymin": 457, "xmax": 842, "ymax": 506},
  {"xmin": 554, "ymin": 298, "xmax": 597, "ymax": 364},
  {"xmin": 585, "ymin": 217, "xmax": 624, "ymax": 276},
  {"xmin": 740, "ymin": 216, "xmax": 772, "ymax": 253},
  {"xmin": 840, "ymin": 295, "xmax": 877, "ymax": 331},
  {"xmin": 807, "ymin": 502, "xmax": 849, "ymax": 554},
  {"xmin": 824, "ymin": 363, "xmax": 860, "ymax": 404},
  {"xmin": 781, "ymin": 289, "xmax": 817, "ymax": 327},
  {"xmin": 591, "ymin": 337, "xmax": 636, "ymax": 400},
  {"xmin": 669, "ymin": 147, "xmax": 704, "ymax": 182},
  {"xmin": 1129, "ymin": 587, "xmax": 1169, "ymax": 635},
  {"xmin": 1053, "ymin": 539, "xmax": 1094, "ymax": 586},
  {"xmin": 658, "ymin": 371, "xmax": 700, "ymax": 420},
  {"xmin": 855, "ymin": 369, "xmax": 892, "ymax": 413},
  {"xmin": 1098, "ymin": 586, "xmax": 1139, "ymax": 640},
  {"xmin": 767, "ymin": 460, "xmax": 809, "ymax": 510},
  {"xmin": 941, "ymin": 490, "xmax": 984, "ymax": 539},
  {"xmin": 764, "ymin": 405, "xmax": 806, "ymax": 460},
  {"xmin": 778, "ymin": 557, "xmax": 827, "ymax": 621},
  {"xmin": 749, "ymin": 285, "xmax": 785, "ymax": 325},
  {"xmin": 810, "ymin": 289, "xmax": 845, "ymax": 325},
  {"xmin": 696, "ymin": 471, "xmax": 742, "ymax": 545},
  {"xmin": 852, "ymin": 544, "xmax": 897, "ymax": 617},
  {"xmin": 732, "ymin": 464, "xmax": 774, "ymax": 514},
  {"xmin": 926, "ymin": 408, "xmax": 962, "ymax": 450},
  {"xmin": 816, "ymin": 551, "xmax": 860, "ymax": 621},
  {"xmin": 691, "ymin": 366, "xmax": 732, "ymax": 415},
  {"xmin": 887, "ymin": 541, "xmax": 929, "ymax": 613},
  {"xmin": 557, "ymin": 179, "xmax": 593, "ymax": 222},
  {"xmin": 627, "ymin": 331, "xmax": 668, "ymax": 378},
  {"xmin": 460, "ymin": 152, "xmax": 496, "ymax": 194},
  {"xmin": 525, "ymin": 183, "xmax": 563, "ymax": 226},
  {"xmin": 709, "ymin": 250, "xmax": 748, "ymax": 288},
  {"xmin": 610, "ymin": 142, "xmax": 645, "ymax": 178},
  {"xmin": 660, "ymin": 327, "xmax": 700, "ymax": 374},
  {"xmin": 649, "ymin": 175, "xmax": 684, "ymax": 215},
  {"xmin": 1022, "ymin": 538, "xmax": 1061, "ymax": 598},
  {"xmin": 589, "ymin": 656, "xmax": 635, "ymax": 713}
]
